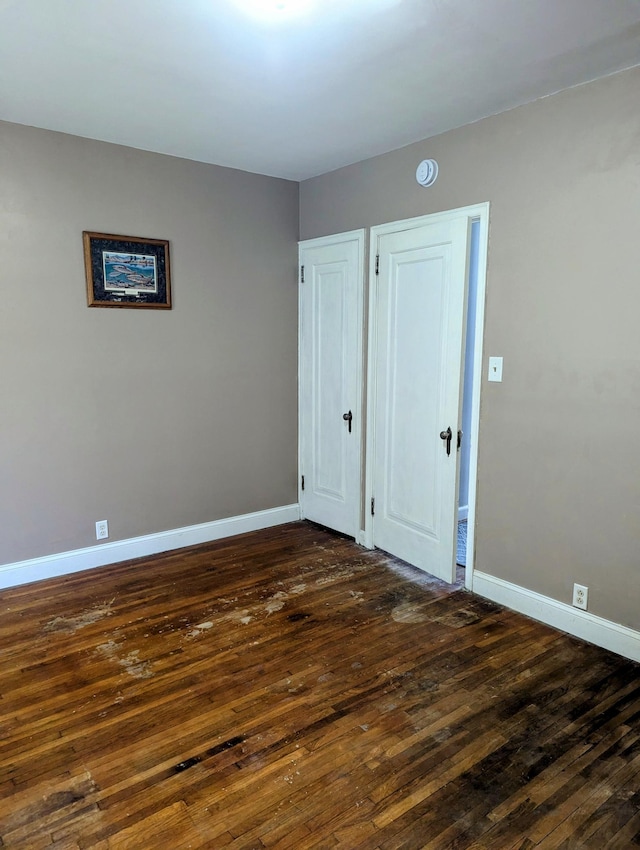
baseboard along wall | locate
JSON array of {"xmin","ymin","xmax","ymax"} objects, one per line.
[
  {"xmin": 0, "ymin": 504, "xmax": 301, "ymax": 590},
  {"xmin": 3, "ymin": 508, "xmax": 638, "ymax": 664},
  {"xmin": 473, "ymin": 570, "xmax": 640, "ymax": 663}
]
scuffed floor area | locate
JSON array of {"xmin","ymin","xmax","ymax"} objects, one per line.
[{"xmin": 0, "ymin": 521, "xmax": 639, "ymax": 848}]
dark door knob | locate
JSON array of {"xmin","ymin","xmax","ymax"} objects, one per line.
[
  {"xmin": 343, "ymin": 410, "xmax": 353, "ymax": 433},
  {"xmin": 439, "ymin": 426, "xmax": 452, "ymax": 456}
]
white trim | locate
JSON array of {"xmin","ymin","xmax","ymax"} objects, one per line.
[
  {"xmin": 458, "ymin": 505, "xmax": 468, "ymax": 521},
  {"xmin": 298, "ymin": 240, "xmax": 305, "ymax": 516},
  {"xmin": 362, "ymin": 228, "xmax": 379, "ymax": 550},
  {"xmin": 371, "ymin": 204, "xmax": 491, "ymax": 237},
  {"xmin": 473, "ymin": 570, "xmax": 640, "ymax": 663},
  {"xmin": 464, "ymin": 205, "xmax": 489, "ymax": 590},
  {"xmin": 297, "ymin": 229, "xmax": 366, "ymax": 251},
  {"xmin": 0, "ymin": 504, "xmax": 301, "ymax": 590}
]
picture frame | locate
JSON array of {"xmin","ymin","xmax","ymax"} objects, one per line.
[{"xmin": 83, "ymin": 231, "xmax": 172, "ymax": 309}]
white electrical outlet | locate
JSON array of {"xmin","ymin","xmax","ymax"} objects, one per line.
[
  {"xmin": 572, "ymin": 583, "xmax": 588, "ymax": 610},
  {"xmin": 96, "ymin": 520, "xmax": 109, "ymax": 540}
]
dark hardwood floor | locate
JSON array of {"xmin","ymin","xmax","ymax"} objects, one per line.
[{"xmin": 1, "ymin": 521, "xmax": 639, "ymax": 849}]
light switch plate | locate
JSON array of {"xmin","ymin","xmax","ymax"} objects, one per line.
[{"xmin": 488, "ymin": 356, "xmax": 503, "ymax": 382}]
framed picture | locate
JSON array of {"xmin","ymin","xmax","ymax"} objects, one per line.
[{"xmin": 83, "ymin": 232, "xmax": 172, "ymax": 309}]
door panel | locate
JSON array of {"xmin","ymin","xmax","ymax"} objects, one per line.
[
  {"xmin": 313, "ymin": 265, "xmax": 348, "ymax": 499},
  {"xmin": 299, "ymin": 232, "xmax": 364, "ymax": 538},
  {"xmin": 372, "ymin": 217, "xmax": 469, "ymax": 581}
]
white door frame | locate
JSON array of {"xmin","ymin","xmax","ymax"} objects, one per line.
[
  {"xmin": 298, "ymin": 229, "xmax": 366, "ymax": 534},
  {"xmin": 363, "ymin": 203, "xmax": 489, "ymax": 591}
]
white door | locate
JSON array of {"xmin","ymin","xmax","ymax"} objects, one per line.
[
  {"xmin": 368, "ymin": 215, "xmax": 469, "ymax": 582},
  {"xmin": 299, "ymin": 231, "xmax": 365, "ymax": 538}
]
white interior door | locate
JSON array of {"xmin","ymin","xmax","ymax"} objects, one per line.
[
  {"xmin": 299, "ymin": 231, "xmax": 364, "ymax": 538},
  {"xmin": 368, "ymin": 215, "xmax": 469, "ymax": 581}
]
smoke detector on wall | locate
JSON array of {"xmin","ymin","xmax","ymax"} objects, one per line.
[{"xmin": 416, "ymin": 159, "xmax": 438, "ymax": 187}]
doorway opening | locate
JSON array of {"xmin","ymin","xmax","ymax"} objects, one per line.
[{"xmin": 456, "ymin": 217, "xmax": 481, "ymax": 578}]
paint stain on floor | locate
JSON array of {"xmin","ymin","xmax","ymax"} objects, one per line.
[
  {"xmin": 44, "ymin": 600, "xmax": 115, "ymax": 634},
  {"xmin": 225, "ymin": 609, "xmax": 254, "ymax": 625},
  {"xmin": 96, "ymin": 640, "xmax": 154, "ymax": 679},
  {"xmin": 264, "ymin": 591, "xmax": 288, "ymax": 615},
  {"xmin": 186, "ymin": 621, "xmax": 215, "ymax": 638}
]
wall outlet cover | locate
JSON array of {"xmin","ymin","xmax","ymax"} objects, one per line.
[
  {"xmin": 488, "ymin": 356, "xmax": 503, "ymax": 382},
  {"xmin": 96, "ymin": 520, "xmax": 109, "ymax": 540},
  {"xmin": 572, "ymin": 583, "xmax": 588, "ymax": 610}
]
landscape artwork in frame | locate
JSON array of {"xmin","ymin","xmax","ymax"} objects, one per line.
[{"xmin": 83, "ymin": 232, "xmax": 172, "ymax": 308}]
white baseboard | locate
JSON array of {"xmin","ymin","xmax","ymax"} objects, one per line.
[
  {"xmin": 458, "ymin": 505, "xmax": 469, "ymax": 521},
  {"xmin": 0, "ymin": 504, "xmax": 301, "ymax": 591},
  {"xmin": 473, "ymin": 570, "xmax": 640, "ymax": 663}
]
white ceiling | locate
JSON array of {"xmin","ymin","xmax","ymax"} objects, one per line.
[{"xmin": 1, "ymin": 0, "xmax": 640, "ymax": 181}]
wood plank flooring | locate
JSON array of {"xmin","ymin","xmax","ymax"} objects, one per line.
[{"xmin": 1, "ymin": 521, "xmax": 639, "ymax": 849}]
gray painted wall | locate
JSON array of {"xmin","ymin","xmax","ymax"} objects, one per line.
[
  {"xmin": 3, "ymin": 66, "xmax": 640, "ymax": 634},
  {"xmin": 300, "ymin": 66, "xmax": 640, "ymax": 630},
  {"xmin": 0, "ymin": 121, "xmax": 299, "ymax": 565}
]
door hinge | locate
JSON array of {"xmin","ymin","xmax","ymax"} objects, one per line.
[
  {"xmin": 301, "ymin": 474, "xmax": 305, "ymax": 491},
  {"xmin": 300, "ymin": 265, "xmax": 305, "ymax": 283},
  {"xmin": 375, "ymin": 255, "xmax": 379, "ymax": 276},
  {"xmin": 370, "ymin": 497, "xmax": 375, "ymax": 516}
]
